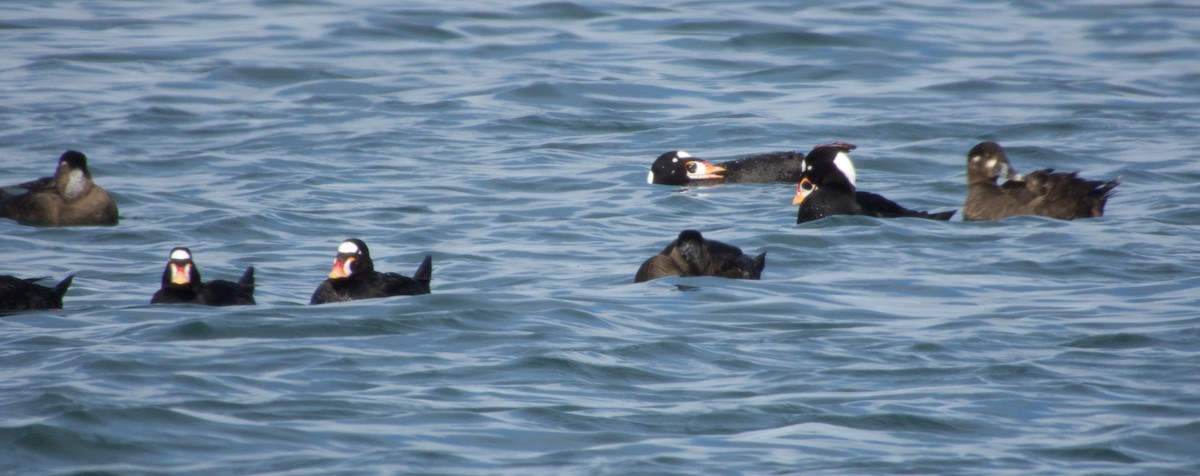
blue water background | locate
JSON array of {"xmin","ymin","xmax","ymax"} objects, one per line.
[{"xmin": 2, "ymin": 1, "xmax": 1199, "ymax": 473}]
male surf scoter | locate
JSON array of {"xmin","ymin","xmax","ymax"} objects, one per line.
[
  {"xmin": 793, "ymin": 145, "xmax": 956, "ymax": 224},
  {"xmin": 648, "ymin": 142, "xmax": 857, "ymax": 186},
  {"xmin": 310, "ymin": 239, "xmax": 432, "ymax": 304},
  {"xmin": 0, "ymin": 150, "xmax": 118, "ymax": 226},
  {"xmin": 150, "ymin": 248, "xmax": 255, "ymax": 306},
  {"xmin": 0, "ymin": 274, "xmax": 74, "ymax": 311},
  {"xmin": 635, "ymin": 230, "xmax": 765, "ymax": 283},
  {"xmin": 963, "ymin": 141, "xmax": 1119, "ymax": 221}
]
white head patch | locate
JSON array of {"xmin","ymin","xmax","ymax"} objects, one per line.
[
  {"xmin": 338, "ymin": 241, "xmax": 360, "ymax": 254},
  {"xmin": 170, "ymin": 249, "xmax": 192, "ymax": 261},
  {"xmin": 833, "ymin": 151, "xmax": 857, "ymax": 186}
]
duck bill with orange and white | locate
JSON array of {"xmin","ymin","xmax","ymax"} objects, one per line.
[
  {"xmin": 167, "ymin": 248, "xmax": 196, "ymax": 285},
  {"xmin": 328, "ymin": 241, "xmax": 360, "ymax": 279}
]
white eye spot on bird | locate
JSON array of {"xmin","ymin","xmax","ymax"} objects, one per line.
[
  {"xmin": 971, "ymin": 156, "xmax": 981, "ymax": 163},
  {"xmin": 338, "ymin": 241, "xmax": 359, "ymax": 254},
  {"xmin": 170, "ymin": 249, "xmax": 192, "ymax": 260}
]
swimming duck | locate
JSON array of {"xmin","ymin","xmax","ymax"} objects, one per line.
[
  {"xmin": 150, "ymin": 247, "xmax": 255, "ymax": 306},
  {"xmin": 648, "ymin": 142, "xmax": 857, "ymax": 186},
  {"xmin": 310, "ymin": 239, "xmax": 432, "ymax": 304},
  {"xmin": 0, "ymin": 274, "xmax": 73, "ymax": 311},
  {"xmin": 1, "ymin": 150, "xmax": 118, "ymax": 226},
  {"xmin": 635, "ymin": 230, "xmax": 765, "ymax": 283},
  {"xmin": 793, "ymin": 145, "xmax": 956, "ymax": 223},
  {"xmin": 963, "ymin": 141, "xmax": 1119, "ymax": 221}
]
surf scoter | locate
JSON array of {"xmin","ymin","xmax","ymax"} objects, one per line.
[
  {"xmin": 963, "ymin": 141, "xmax": 1119, "ymax": 221},
  {"xmin": 150, "ymin": 248, "xmax": 255, "ymax": 306},
  {"xmin": 0, "ymin": 150, "xmax": 118, "ymax": 226},
  {"xmin": 310, "ymin": 239, "xmax": 432, "ymax": 304},
  {"xmin": 647, "ymin": 142, "xmax": 858, "ymax": 186},
  {"xmin": 635, "ymin": 230, "xmax": 765, "ymax": 283},
  {"xmin": 793, "ymin": 145, "xmax": 956, "ymax": 224},
  {"xmin": 0, "ymin": 274, "xmax": 74, "ymax": 311}
]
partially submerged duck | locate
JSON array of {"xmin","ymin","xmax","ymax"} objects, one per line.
[
  {"xmin": 0, "ymin": 274, "xmax": 73, "ymax": 311},
  {"xmin": 635, "ymin": 230, "xmax": 765, "ymax": 283}
]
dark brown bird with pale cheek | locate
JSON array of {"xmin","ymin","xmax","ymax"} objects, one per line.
[
  {"xmin": 151, "ymin": 248, "xmax": 255, "ymax": 306},
  {"xmin": 963, "ymin": 141, "xmax": 1119, "ymax": 221},
  {"xmin": 635, "ymin": 230, "xmax": 765, "ymax": 283},
  {"xmin": 1, "ymin": 150, "xmax": 118, "ymax": 226}
]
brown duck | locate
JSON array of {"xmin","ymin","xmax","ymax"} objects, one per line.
[
  {"xmin": 964, "ymin": 142, "xmax": 1119, "ymax": 221},
  {"xmin": 1, "ymin": 150, "xmax": 118, "ymax": 226},
  {"xmin": 635, "ymin": 230, "xmax": 765, "ymax": 283}
]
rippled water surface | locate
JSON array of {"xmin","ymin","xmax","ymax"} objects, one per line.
[{"xmin": 3, "ymin": 1, "xmax": 1199, "ymax": 474}]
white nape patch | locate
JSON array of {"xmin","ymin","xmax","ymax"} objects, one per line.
[
  {"xmin": 834, "ymin": 151, "xmax": 857, "ymax": 185},
  {"xmin": 170, "ymin": 249, "xmax": 192, "ymax": 261},
  {"xmin": 62, "ymin": 169, "xmax": 87, "ymax": 200},
  {"xmin": 338, "ymin": 241, "xmax": 360, "ymax": 254},
  {"xmin": 676, "ymin": 151, "xmax": 691, "ymax": 159},
  {"xmin": 646, "ymin": 170, "xmax": 655, "ymax": 184}
]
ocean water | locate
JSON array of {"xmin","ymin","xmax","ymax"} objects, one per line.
[{"xmin": 2, "ymin": 0, "xmax": 1199, "ymax": 474}]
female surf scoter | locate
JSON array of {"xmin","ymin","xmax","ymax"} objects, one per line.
[
  {"xmin": 648, "ymin": 142, "xmax": 857, "ymax": 186},
  {"xmin": 963, "ymin": 141, "xmax": 1119, "ymax": 221},
  {"xmin": 0, "ymin": 150, "xmax": 118, "ymax": 226},
  {"xmin": 793, "ymin": 145, "xmax": 956, "ymax": 224},
  {"xmin": 0, "ymin": 274, "xmax": 74, "ymax": 311},
  {"xmin": 635, "ymin": 230, "xmax": 765, "ymax": 283},
  {"xmin": 151, "ymin": 248, "xmax": 255, "ymax": 306},
  {"xmin": 310, "ymin": 239, "xmax": 432, "ymax": 304}
]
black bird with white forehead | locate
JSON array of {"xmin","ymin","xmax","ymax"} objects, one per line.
[
  {"xmin": 310, "ymin": 238, "xmax": 432, "ymax": 304},
  {"xmin": 647, "ymin": 151, "xmax": 727, "ymax": 185},
  {"xmin": 151, "ymin": 247, "xmax": 255, "ymax": 306},
  {"xmin": 647, "ymin": 142, "xmax": 858, "ymax": 186},
  {"xmin": 793, "ymin": 145, "xmax": 956, "ymax": 223}
]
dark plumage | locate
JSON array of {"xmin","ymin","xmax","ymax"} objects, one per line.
[
  {"xmin": 648, "ymin": 142, "xmax": 857, "ymax": 185},
  {"xmin": 150, "ymin": 248, "xmax": 255, "ymax": 306},
  {"xmin": 963, "ymin": 141, "xmax": 1119, "ymax": 221},
  {"xmin": 0, "ymin": 150, "xmax": 118, "ymax": 226},
  {"xmin": 635, "ymin": 230, "xmax": 765, "ymax": 283},
  {"xmin": 310, "ymin": 239, "xmax": 432, "ymax": 304},
  {"xmin": 0, "ymin": 274, "xmax": 73, "ymax": 311},
  {"xmin": 793, "ymin": 145, "xmax": 956, "ymax": 224}
]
